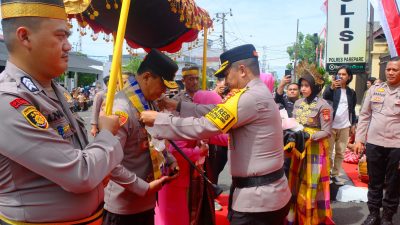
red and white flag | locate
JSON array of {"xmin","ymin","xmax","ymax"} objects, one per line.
[{"xmin": 373, "ymin": 0, "xmax": 400, "ymax": 57}]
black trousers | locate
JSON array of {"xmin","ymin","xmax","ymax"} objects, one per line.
[
  {"xmin": 208, "ymin": 144, "xmax": 228, "ymax": 185},
  {"xmin": 230, "ymin": 200, "xmax": 290, "ymax": 225},
  {"xmin": 102, "ymin": 209, "xmax": 154, "ymax": 225},
  {"xmin": 366, "ymin": 143, "xmax": 400, "ymax": 214}
]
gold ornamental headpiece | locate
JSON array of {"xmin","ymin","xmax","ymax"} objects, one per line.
[
  {"xmin": 1, "ymin": 0, "xmax": 67, "ymax": 20},
  {"xmin": 296, "ymin": 61, "xmax": 325, "ymax": 86}
]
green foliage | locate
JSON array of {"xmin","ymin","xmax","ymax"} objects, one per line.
[
  {"xmin": 77, "ymin": 73, "xmax": 96, "ymax": 87},
  {"xmin": 122, "ymin": 56, "xmax": 143, "ymax": 74},
  {"xmin": 287, "ymin": 32, "xmax": 324, "ymax": 64}
]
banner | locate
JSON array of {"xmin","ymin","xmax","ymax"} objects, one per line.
[
  {"xmin": 326, "ymin": 0, "xmax": 368, "ymax": 74},
  {"xmin": 373, "ymin": 0, "xmax": 400, "ymax": 57}
]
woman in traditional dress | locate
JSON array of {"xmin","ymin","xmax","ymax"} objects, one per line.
[{"xmin": 286, "ymin": 67, "xmax": 335, "ymax": 225}]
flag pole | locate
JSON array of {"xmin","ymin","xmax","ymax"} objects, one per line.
[{"xmin": 105, "ymin": 0, "xmax": 131, "ymax": 115}]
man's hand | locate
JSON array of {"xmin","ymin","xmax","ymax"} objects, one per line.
[
  {"xmin": 280, "ymin": 75, "xmax": 291, "ymax": 86},
  {"xmin": 140, "ymin": 111, "xmax": 159, "ymax": 127},
  {"xmin": 98, "ymin": 114, "xmax": 120, "ymax": 135},
  {"xmin": 157, "ymin": 96, "xmax": 178, "ymax": 112},
  {"xmin": 354, "ymin": 142, "xmax": 365, "ymax": 155},
  {"xmin": 90, "ymin": 124, "xmax": 98, "ymax": 137},
  {"xmin": 331, "ymin": 76, "xmax": 342, "ymax": 89},
  {"xmin": 146, "ymin": 176, "xmax": 175, "ymax": 196},
  {"xmin": 277, "ymin": 75, "xmax": 291, "ymax": 95}
]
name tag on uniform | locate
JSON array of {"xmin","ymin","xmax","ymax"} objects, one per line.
[{"xmin": 371, "ymin": 96, "xmax": 383, "ymax": 103}]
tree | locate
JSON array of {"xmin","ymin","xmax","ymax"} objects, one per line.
[
  {"xmin": 122, "ymin": 56, "xmax": 143, "ymax": 74},
  {"xmin": 287, "ymin": 32, "xmax": 324, "ymax": 68}
]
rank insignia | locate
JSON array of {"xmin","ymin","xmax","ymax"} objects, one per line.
[
  {"xmin": 308, "ymin": 118, "xmax": 314, "ymax": 123},
  {"xmin": 22, "ymin": 106, "xmax": 49, "ymax": 129},
  {"xmin": 115, "ymin": 111, "xmax": 128, "ymax": 126},
  {"xmin": 322, "ymin": 109, "xmax": 331, "ymax": 122},
  {"xmin": 376, "ymin": 88, "xmax": 385, "ymax": 93},
  {"xmin": 10, "ymin": 98, "xmax": 30, "ymax": 109},
  {"xmin": 63, "ymin": 91, "xmax": 73, "ymax": 103},
  {"xmin": 21, "ymin": 77, "xmax": 39, "ymax": 92}
]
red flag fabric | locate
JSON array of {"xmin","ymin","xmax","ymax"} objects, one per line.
[{"xmin": 376, "ymin": 0, "xmax": 400, "ymax": 57}]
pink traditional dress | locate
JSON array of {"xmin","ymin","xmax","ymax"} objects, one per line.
[{"xmin": 155, "ymin": 91, "xmax": 225, "ymax": 225}]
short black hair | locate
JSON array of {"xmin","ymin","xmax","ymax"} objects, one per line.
[
  {"xmin": 232, "ymin": 58, "xmax": 260, "ymax": 76},
  {"xmin": 337, "ymin": 65, "xmax": 353, "ymax": 84},
  {"xmin": 367, "ymin": 77, "xmax": 377, "ymax": 83},
  {"xmin": 389, "ymin": 56, "xmax": 400, "ymax": 62},
  {"xmin": 287, "ymin": 83, "xmax": 299, "ymax": 89},
  {"xmin": 1, "ymin": 17, "xmax": 44, "ymax": 52}
]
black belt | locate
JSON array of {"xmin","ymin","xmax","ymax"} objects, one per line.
[
  {"xmin": 231, "ymin": 168, "xmax": 285, "ymax": 189},
  {"xmin": 228, "ymin": 167, "xmax": 285, "ymax": 221}
]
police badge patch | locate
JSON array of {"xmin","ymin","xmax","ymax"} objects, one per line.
[
  {"xmin": 22, "ymin": 106, "xmax": 49, "ymax": 129},
  {"xmin": 114, "ymin": 111, "xmax": 129, "ymax": 126},
  {"xmin": 21, "ymin": 77, "xmax": 39, "ymax": 92}
]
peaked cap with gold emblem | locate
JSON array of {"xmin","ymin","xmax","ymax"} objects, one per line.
[
  {"xmin": 1, "ymin": 0, "xmax": 67, "ymax": 20},
  {"xmin": 214, "ymin": 44, "xmax": 259, "ymax": 77}
]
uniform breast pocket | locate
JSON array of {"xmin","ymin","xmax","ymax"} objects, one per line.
[
  {"xmin": 305, "ymin": 111, "xmax": 319, "ymax": 127},
  {"xmin": 370, "ymin": 97, "xmax": 384, "ymax": 112},
  {"xmin": 394, "ymin": 102, "xmax": 400, "ymax": 114}
]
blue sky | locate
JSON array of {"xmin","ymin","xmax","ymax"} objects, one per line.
[
  {"xmin": 195, "ymin": 0, "xmax": 327, "ymax": 73},
  {"xmin": 67, "ymin": 0, "xmax": 327, "ymax": 76}
]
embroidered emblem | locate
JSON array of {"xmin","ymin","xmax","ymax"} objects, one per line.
[
  {"xmin": 10, "ymin": 98, "xmax": 30, "ymax": 109},
  {"xmin": 322, "ymin": 109, "xmax": 331, "ymax": 122},
  {"xmin": 114, "ymin": 111, "xmax": 129, "ymax": 126},
  {"xmin": 21, "ymin": 77, "xmax": 39, "ymax": 92},
  {"xmin": 308, "ymin": 117, "xmax": 314, "ymax": 123},
  {"xmin": 56, "ymin": 124, "xmax": 71, "ymax": 138},
  {"xmin": 22, "ymin": 106, "xmax": 49, "ymax": 129}
]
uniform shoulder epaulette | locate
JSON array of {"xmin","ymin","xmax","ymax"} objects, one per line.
[
  {"xmin": 20, "ymin": 76, "xmax": 40, "ymax": 93},
  {"xmin": 0, "ymin": 81, "xmax": 18, "ymax": 94}
]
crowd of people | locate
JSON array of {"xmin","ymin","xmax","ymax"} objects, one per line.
[{"xmin": 0, "ymin": 1, "xmax": 399, "ymax": 225}]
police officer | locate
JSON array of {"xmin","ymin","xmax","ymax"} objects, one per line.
[
  {"xmin": 0, "ymin": 0, "xmax": 124, "ymax": 224},
  {"xmin": 355, "ymin": 57, "xmax": 400, "ymax": 225},
  {"xmin": 91, "ymin": 76, "xmax": 110, "ymax": 136},
  {"xmin": 173, "ymin": 65, "xmax": 200, "ymax": 102},
  {"xmin": 102, "ymin": 49, "xmax": 179, "ymax": 225},
  {"xmin": 140, "ymin": 44, "xmax": 292, "ymax": 225}
]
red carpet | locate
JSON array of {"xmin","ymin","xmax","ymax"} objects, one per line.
[
  {"xmin": 215, "ymin": 194, "xmax": 229, "ymax": 225},
  {"xmin": 342, "ymin": 162, "xmax": 368, "ymax": 188}
]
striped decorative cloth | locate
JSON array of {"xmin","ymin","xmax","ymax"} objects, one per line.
[
  {"xmin": 286, "ymin": 127, "xmax": 335, "ymax": 225},
  {"xmin": 123, "ymin": 76, "xmax": 165, "ymax": 180}
]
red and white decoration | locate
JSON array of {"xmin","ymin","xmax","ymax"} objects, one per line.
[{"xmin": 373, "ymin": 0, "xmax": 400, "ymax": 57}]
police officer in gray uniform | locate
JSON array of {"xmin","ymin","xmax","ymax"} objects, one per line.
[
  {"xmin": 103, "ymin": 49, "xmax": 179, "ymax": 225},
  {"xmin": 355, "ymin": 57, "xmax": 400, "ymax": 225},
  {"xmin": 141, "ymin": 44, "xmax": 291, "ymax": 225},
  {"xmin": 0, "ymin": 0, "xmax": 124, "ymax": 224}
]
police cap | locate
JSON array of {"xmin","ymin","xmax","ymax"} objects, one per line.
[
  {"xmin": 214, "ymin": 44, "xmax": 258, "ymax": 77},
  {"xmin": 138, "ymin": 49, "xmax": 178, "ymax": 89}
]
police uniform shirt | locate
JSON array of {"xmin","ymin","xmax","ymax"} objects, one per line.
[
  {"xmin": 151, "ymin": 78, "xmax": 292, "ymax": 212},
  {"xmin": 356, "ymin": 82, "xmax": 400, "ymax": 148},
  {"xmin": 293, "ymin": 97, "xmax": 333, "ymax": 140},
  {"xmin": 104, "ymin": 90, "xmax": 156, "ymax": 215},
  {"xmin": 173, "ymin": 90, "xmax": 193, "ymax": 103},
  {"xmin": 0, "ymin": 62, "xmax": 124, "ymax": 222}
]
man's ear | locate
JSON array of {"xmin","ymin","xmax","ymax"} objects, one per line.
[
  {"xmin": 15, "ymin": 27, "xmax": 31, "ymax": 49},
  {"xmin": 238, "ymin": 65, "xmax": 247, "ymax": 78},
  {"xmin": 142, "ymin": 72, "xmax": 152, "ymax": 81}
]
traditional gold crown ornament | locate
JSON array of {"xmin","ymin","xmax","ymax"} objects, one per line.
[
  {"xmin": 64, "ymin": 0, "xmax": 91, "ymax": 14},
  {"xmin": 295, "ymin": 61, "xmax": 325, "ymax": 86}
]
